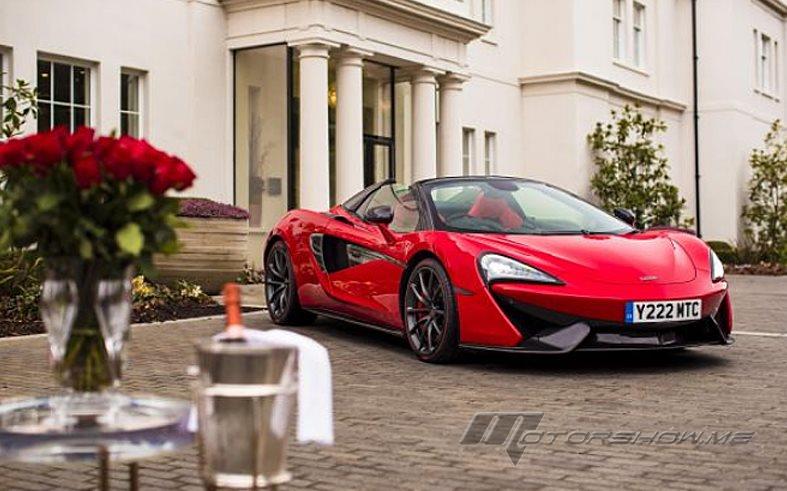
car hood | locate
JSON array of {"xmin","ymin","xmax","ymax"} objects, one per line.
[{"xmin": 466, "ymin": 231, "xmax": 697, "ymax": 285}]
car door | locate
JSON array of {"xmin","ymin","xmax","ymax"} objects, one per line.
[{"xmin": 318, "ymin": 185, "xmax": 421, "ymax": 328}]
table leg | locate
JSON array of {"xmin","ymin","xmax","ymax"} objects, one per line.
[
  {"xmin": 129, "ymin": 462, "xmax": 139, "ymax": 491},
  {"xmin": 98, "ymin": 447, "xmax": 110, "ymax": 491}
]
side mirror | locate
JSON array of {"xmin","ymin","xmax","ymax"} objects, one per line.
[
  {"xmin": 365, "ymin": 205, "xmax": 394, "ymax": 225},
  {"xmin": 613, "ymin": 208, "xmax": 637, "ymax": 227}
]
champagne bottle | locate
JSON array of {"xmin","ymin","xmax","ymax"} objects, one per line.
[{"xmin": 223, "ymin": 283, "xmax": 245, "ymax": 340}]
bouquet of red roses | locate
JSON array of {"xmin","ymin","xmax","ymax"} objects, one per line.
[
  {"xmin": 0, "ymin": 126, "xmax": 195, "ymax": 264},
  {"xmin": 0, "ymin": 127, "xmax": 197, "ymax": 391}
]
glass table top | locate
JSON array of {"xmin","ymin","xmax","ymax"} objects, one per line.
[{"xmin": 0, "ymin": 393, "xmax": 193, "ymax": 463}]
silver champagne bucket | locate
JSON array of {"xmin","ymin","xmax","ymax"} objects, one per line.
[{"xmin": 194, "ymin": 338, "xmax": 298, "ymax": 489}]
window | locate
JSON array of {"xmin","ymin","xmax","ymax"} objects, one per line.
[
  {"xmin": 0, "ymin": 50, "xmax": 8, "ymax": 137},
  {"xmin": 120, "ymin": 70, "xmax": 143, "ymax": 137},
  {"xmin": 37, "ymin": 59, "xmax": 91, "ymax": 132},
  {"xmin": 762, "ymin": 34, "xmax": 771, "ymax": 92},
  {"xmin": 462, "ymin": 128, "xmax": 475, "ymax": 175},
  {"xmin": 633, "ymin": 3, "xmax": 645, "ymax": 66},
  {"xmin": 483, "ymin": 132, "xmax": 496, "ymax": 175},
  {"xmin": 776, "ymin": 41, "xmax": 780, "ymax": 94},
  {"xmin": 481, "ymin": 0, "xmax": 493, "ymax": 25},
  {"xmin": 356, "ymin": 184, "xmax": 420, "ymax": 233},
  {"xmin": 755, "ymin": 30, "xmax": 779, "ymax": 95},
  {"xmin": 234, "ymin": 45, "xmax": 289, "ymax": 230},
  {"xmin": 612, "ymin": 1, "xmax": 647, "ymax": 68},
  {"xmin": 613, "ymin": 0, "xmax": 625, "ymax": 60},
  {"xmin": 427, "ymin": 179, "xmax": 633, "ymax": 235}
]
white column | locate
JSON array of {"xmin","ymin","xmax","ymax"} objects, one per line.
[
  {"xmin": 437, "ymin": 74, "xmax": 467, "ymax": 177},
  {"xmin": 297, "ymin": 43, "xmax": 332, "ymax": 210},
  {"xmin": 335, "ymin": 48, "xmax": 370, "ymax": 202},
  {"xmin": 411, "ymin": 68, "xmax": 440, "ymax": 182}
]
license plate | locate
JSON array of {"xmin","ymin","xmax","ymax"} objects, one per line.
[{"xmin": 625, "ymin": 299, "xmax": 702, "ymax": 324}]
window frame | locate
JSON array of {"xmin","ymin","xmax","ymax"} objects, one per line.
[
  {"xmin": 762, "ymin": 33, "xmax": 772, "ymax": 92},
  {"xmin": 462, "ymin": 127, "xmax": 475, "ymax": 175},
  {"xmin": 120, "ymin": 68, "xmax": 145, "ymax": 138},
  {"xmin": 36, "ymin": 55, "xmax": 95, "ymax": 132},
  {"xmin": 612, "ymin": 0, "xmax": 625, "ymax": 61},
  {"xmin": 0, "ymin": 48, "xmax": 9, "ymax": 136},
  {"xmin": 754, "ymin": 29, "xmax": 780, "ymax": 99},
  {"xmin": 480, "ymin": 0, "xmax": 494, "ymax": 26},
  {"xmin": 0, "ymin": 48, "xmax": 9, "ymax": 88},
  {"xmin": 483, "ymin": 131, "xmax": 496, "ymax": 175},
  {"xmin": 632, "ymin": 2, "xmax": 646, "ymax": 67}
]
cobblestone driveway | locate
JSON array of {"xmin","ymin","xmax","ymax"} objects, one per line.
[{"xmin": 1, "ymin": 276, "xmax": 786, "ymax": 490}]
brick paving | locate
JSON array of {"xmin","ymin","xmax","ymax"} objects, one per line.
[{"xmin": 0, "ymin": 275, "xmax": 786, "ymax": 490}]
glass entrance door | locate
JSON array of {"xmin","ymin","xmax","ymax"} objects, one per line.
[
  {"xmin": 363, "ymin": 136, "xmax": 393, "ymax": 187},
  {"xmin": 363, "ymin": 62, "xmax": 395, "ymax": 186}
]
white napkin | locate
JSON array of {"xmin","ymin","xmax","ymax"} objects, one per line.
[{"xmin": 189, "ymin": 329, "xmax": 334, "ymax": 445}]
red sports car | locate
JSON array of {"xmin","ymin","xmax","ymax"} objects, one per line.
[{"xmin": 263, "ymin": 176, "xmax": 733, "ymax": 362}]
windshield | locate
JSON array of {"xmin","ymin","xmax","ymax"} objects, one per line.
[{"xmin": 427, "ymin": 179, "xmax": 633, "ymax": 235}]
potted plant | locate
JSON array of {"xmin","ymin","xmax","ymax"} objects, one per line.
[
  {"xmin": 154, "ymin": 198, "xmax": 249, "ymax": 294},
  {"xmin": 0, "ymin": 127, "xmax": 196, "ymax": 392}
]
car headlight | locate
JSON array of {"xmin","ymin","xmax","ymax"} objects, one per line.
[
  {"xmin": 710, "ymin": 249, "xmax": 725, "ymax": 282},
  {"xmin": 479, "ymin": 254, "xmax": 563, "ymax": 284}
]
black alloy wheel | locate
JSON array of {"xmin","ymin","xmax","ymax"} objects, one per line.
[
  {"xmin": 403, "ymin": 258, "xmax": 459, "ymax": 362},
  {"xmin": 265, "ymin": 241, "xmax": 316, "ymax": 325}
]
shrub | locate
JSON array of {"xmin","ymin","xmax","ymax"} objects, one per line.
[
  {"xmin": 705, "ymin": 239, "xmax": 770, "ymax": 267},
  {"xmin": 0, "ymin": 249, "xmax": 42, "ymax": 321},
  {"xmin": 1, "ymin": 77, "xmax": 37, "ymax": 139},
  {"xmin": 587, "ymin": 105, "xmax": 691, "ymax": 228},
  {"xmin": 132, "ymin": 275, "xmax": 212, "ymax": 308},
  {"xmin": 237, "ymin": 263, "xmax": 264, "ymax": 285},
  {"xmin": 178, "ymin": 198, "xmax": 249, "ymax": 220},
  {"xmin": 706, "ymin": 241, "xmax": 737, "ymax": 264},
  {"xmin": 742, "ymin": 120, "xmax": 787, "ymax": 263}
]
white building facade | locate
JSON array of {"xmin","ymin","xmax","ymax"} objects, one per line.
[{"xmin": 1, "ymin": 0, "xmax": 785, "ymax": 256}]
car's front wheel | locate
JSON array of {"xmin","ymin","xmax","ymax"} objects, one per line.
[
  {"xmin": 265, "ymin": 240, "xmax": 316, "ymax": 325},
  {"xmin": 403, "ymin": 258, "xmax": 459, "ymax": 363}
]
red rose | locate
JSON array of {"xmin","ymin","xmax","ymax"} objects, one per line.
[
  {"xmin": 92, "ymin": 136, "xmax": 116, "ymax": 159},
  {"xmin": 72, "ymin": 155, "xmax": 102, "ymax": 188},
  {"xmin": 148, "ymin": 158, "xmax": 172, "ymax": 195},
  {"xmin": 66, "ymin": 126, "xmax": 95, "ymax": 160},
  {"xmin": 169, "ymin": 157, "xmax": 196, "ymax": 191},
  {"xmin": 146, "ymin": 153, "xmax": 196, "ymax": 195},
  {"xmin": 128, "ymin": 138, "xmax": 162, "ymax": 184},
  {"xmin": 29, "ymin": 129, "xmax": 66, "ymax": 170},
  {"xmin": 0, "ymin": 138, "xmax": 26, "ymax": 169},
  {"xmin": 102, "ymin": 136, "xmax": 134, "ymax": 180},
  {"xmin": 0, "ymin": 142, "xmax": 8, "ymax": 169}
]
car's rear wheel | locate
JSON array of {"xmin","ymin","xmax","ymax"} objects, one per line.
[
  {"xmin": 265, "ymin": 240, "xmax": 316, "ymax": 325},
  {"xmin": 403, "ymin": 258, "xmax": 459, "ymax": 363}
]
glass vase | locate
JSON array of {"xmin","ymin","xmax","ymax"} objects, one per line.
[{"xmin": 40, "ymin": 259, "xmax": 134, "ymax": 393}]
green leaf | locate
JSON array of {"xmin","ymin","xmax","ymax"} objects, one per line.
[
  {"xmin": 116, "ymin": 223, "xmax": 144, "ymax": 257},
  {"xmin": 36, "ymin": 193, "xmax": 60, "ymax": 212},
  {"xmin": 128, "ymin": 191, "xmax": 155, "ymax": 212},
  {"xmin": 79, "ymin": 239, "xmax": 93, "ymax": 259},
  {"xmin": 159, "ymin": 239, "xmax": 180, "ymax": 255},
  {"xmin": 165, "ymin": 213, "xmax": 188, "ymax": 229}
]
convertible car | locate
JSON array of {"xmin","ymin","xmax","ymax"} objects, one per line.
[{"xmin": 263, "ymin": 176, "xmax": 733, "ymax": 362}]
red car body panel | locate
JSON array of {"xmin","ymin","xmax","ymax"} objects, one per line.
[{"xmin": 265, "ymin": 179, "xmax": 733, "ymax": 353}]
